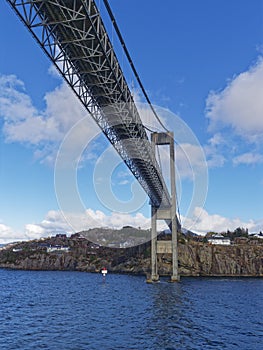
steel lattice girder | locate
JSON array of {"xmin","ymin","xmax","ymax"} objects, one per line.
[{"xmin": 6, "ymin": 0, "xmax": 171, "ymax": 208}]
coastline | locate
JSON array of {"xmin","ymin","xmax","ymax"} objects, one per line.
[{"xmin": 1, "ymin": 233, "xmax": 263, "ymax": 277}]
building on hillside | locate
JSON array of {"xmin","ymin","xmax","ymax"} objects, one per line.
[
  {"xmin": 12, "ymin": 248, "xmax": 23, "ymax": 252},
  {"xmin": 47, "ymin": 245, "xmax": 70, "ymax": 253},
  {"xmin": 208, "ymin": 233, "xmax": 231, "ymax": 245}
]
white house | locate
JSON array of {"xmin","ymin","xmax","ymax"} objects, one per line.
[
  {"xmin": 208, "ymin": 233, "xmax": 231, "ymax": 245},
  {"xmin": 47, "ymin": 245, "xmax": 70, "ymax": 253}
]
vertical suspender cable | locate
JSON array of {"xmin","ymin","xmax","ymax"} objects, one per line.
[{"xmin": 102, "ymin": 0, "xmax": 169, "ymax": 133}]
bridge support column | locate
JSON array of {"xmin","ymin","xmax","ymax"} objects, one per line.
[
  {"xmin": 148, "ymin": 132, "xmax": 180, "ymax": 283},
  {"xmin": 150, "ymin": 206, "xmax": 159, "ymax": 282}
]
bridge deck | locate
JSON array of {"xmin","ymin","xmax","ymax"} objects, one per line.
[{"xmin": 7, "ymin": 0, "xmax": 172, "ymax": 209}]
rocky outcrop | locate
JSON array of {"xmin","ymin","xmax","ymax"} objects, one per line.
[
  {"xmin": 0, "ymin": 237, "xmax": 263, "ymax": 277},
  {"xmin": 178, "ymin": 243, "xmax": 263, "ymax": 276}
]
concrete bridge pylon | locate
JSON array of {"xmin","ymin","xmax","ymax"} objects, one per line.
[{"xmin": 148, "ymin": 132, "xmax": 180, "ymax": 283}]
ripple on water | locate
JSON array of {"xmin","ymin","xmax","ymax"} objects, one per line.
[{"xmin": 0, "ymin": 271, "xmax": 262, "ymax": 350}]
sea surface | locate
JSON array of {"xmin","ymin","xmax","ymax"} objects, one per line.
[{"xmin": 0, "ymin": 269, "xmax": 262, "ymax": 350}]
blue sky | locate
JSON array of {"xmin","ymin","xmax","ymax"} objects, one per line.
[{"xmin": 0, "ymin": 0, "xmax": 263, "ymax": 243}]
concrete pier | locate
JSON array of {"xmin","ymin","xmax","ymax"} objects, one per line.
[{"xmin": 149, "ymin": 132, "xmax": 180, "ymax": 283}]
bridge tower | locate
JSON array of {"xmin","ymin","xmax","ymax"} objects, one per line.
[{"xmin": 148, "ymin": 132, "xmax": 180, "ymax": 282}]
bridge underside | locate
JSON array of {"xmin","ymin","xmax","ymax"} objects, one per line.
[
  {"xmin": 7, "ymin": 0, "xmax": 180, "ymax": 280},
  {"xmin": 7, "ymin": 0, "xmax": 172, "ymax": 209}
]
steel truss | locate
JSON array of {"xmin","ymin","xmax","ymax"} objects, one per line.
[{"xmin": 7, "ymin": 0, "xmax": 171, "ymax": 208}]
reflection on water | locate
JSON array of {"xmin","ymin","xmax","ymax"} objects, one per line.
[
  {"xmin": 146, "ymin": 280, "xmax": 186, "ymax": 350},
  {"xmin": 147, "ymin": 278, "xmax": 263, "ymax": 350}
]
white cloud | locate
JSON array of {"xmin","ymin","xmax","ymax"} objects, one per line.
[
  {"xmin": 0, "ymin": 223, "xmax": 18, "ymax": 244},
  {"xmin": 0, "ymin": 210, "xmax": 154, "ymax": 244},
  {"xmin": 118, "ymin": 180, "xmax": 130, "ymax": 186},
  {"xmin": 207, "ymin": 133, "xmax": 224, "ymax": 147},
  {"xmin": 176, "ymin": 143, "xmax": 208, "ymax": 179},
  {"xmin": 206, "ymin": 57, "xmax": 263, "ymax": 142},
  {"xmin": 204, "ymin": 149, "xmax": 225, "ymax": 168},
  {"xmin": 0, "ymin": 73, "xmax": 99, "ymax": 164},
  {"xmin": 183, "ymin": 207, "xmax": 263, "ymax": 235},
  {"xmin": 204, "ymin": 133, "xmax": 226, "ymax": 168},
  {"xmin": 233, "ymin": 152, "xmax": 263, "ymax": 166},
  {"xmin": 59, "ymin": 208, "xmax": 155, "ymax": 232},
  {"xmin": 0, "ymin": 75, "xmax": 35, "ymax": 122},
  {"xmin": 1, "ymin": 208, "xmax": 263, "ymax": 244},
  {"xmin": 148, "ymin": 142, "xmax": 208, "ymax": 183},
  {"xmin": 0, "ymin": 223, "xmax": 39, "ymax": 244},
  {"xmin": 116, "ymin": 169, "xmax": 132, "ymax": 186}
]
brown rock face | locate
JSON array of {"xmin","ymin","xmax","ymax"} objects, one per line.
[
  {"xmin": 177, "ymin": 243, "xmax": 263, "ymax": 276},
  {"xmin": 0, "ymin": 238, "xmax": 263, "ymax": 277}
]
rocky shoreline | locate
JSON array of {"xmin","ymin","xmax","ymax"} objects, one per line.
[{"xmin": 1, "ymin": 232, "xmax": 263, "ymax": 277}]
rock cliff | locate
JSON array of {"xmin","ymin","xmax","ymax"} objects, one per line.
[
  {"xmin": 0, "ymin": 235, "xmax": 263, "ymax": 277},
  {"xmin": 177, "ymin": 242, "xmax": 263, "ymax": 276}
]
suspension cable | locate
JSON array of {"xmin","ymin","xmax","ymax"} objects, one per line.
[{"xmin": 102, "ymin": 0, "xmax": 169, "ymax": 132}]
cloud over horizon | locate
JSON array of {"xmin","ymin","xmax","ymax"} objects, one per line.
[
  {"xmin": 1, "ymin": 207, "xmax": 262, "ymax": 245},
  {"xmin": 182, "ymin": 207, "xmax": 263, "ymax": 235}
]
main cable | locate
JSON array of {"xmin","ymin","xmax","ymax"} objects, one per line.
[{"xmin": 102, "ymin": 0, "xmax": 169, "ymax": 133}]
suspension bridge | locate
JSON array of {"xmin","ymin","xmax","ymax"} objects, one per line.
[{"xmin": 6, "ymin": 0, "xmax": 180, "ymax": 282}]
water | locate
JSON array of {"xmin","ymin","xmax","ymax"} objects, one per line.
[{"xmin": 0, "ymin": 270, "xmax": 262, "ymax": 350}]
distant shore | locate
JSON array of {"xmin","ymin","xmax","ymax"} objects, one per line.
[{"xmin": 1, "ymin": 231, "xmax": 263, "ymax": 277}]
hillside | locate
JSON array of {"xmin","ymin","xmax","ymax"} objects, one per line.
[{"xmin": 0, "ymin": 228, "xmax": 263, "ymax": 277}]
